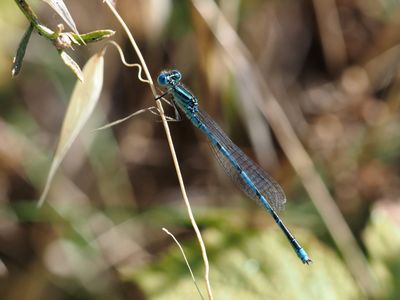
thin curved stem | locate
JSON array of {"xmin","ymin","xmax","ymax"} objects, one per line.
[{"xmin": 102, "ymin": 1, "xmax": 214, "ymax": 299}]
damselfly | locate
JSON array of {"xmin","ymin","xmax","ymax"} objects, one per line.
[{"xmin": 157, "ymin": 70, "xmax": 311, "ymax": 264}]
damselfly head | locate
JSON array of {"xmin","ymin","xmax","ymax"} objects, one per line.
[{"xmin": 157, "ymin": 70, "xmax": 182, "ymax": 86}]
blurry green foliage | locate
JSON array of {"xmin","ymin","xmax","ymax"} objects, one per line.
[
  {"xmin": 364, "ymin": 205, "xmax": 400, "ymax": 299},
  {"xmin": 131, "ymin": 226, "xmax": 359, "ymax": 300}
]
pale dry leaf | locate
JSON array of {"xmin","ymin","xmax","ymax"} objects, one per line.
[
  {"xmin": 42, "ymin": 0, "xmax": 84, "ymax": 43},
  {"xmin": 38, "ymin": 51, "xmax": 105, "ymax": 206},
  {"xmin": 60, "ymin": 51, "xmax": 84, "ymax": 81}
]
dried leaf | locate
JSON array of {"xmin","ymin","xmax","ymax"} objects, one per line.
[
  {"xmin": 38, "ymin": 51, "xmax": 105, "ymax": 206},
  {"xmin": 42, "ymin": 0, "xmax": 84, "ymax": 43},
  {"xmin": 60, "ymin": 51, "xmax": 84, "ymax": 81},
  {"xmin": 11, "ymin": 24, "xmax": 34, "ymax": 77}
]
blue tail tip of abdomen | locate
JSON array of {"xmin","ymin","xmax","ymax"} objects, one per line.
[{"xmin": 298, "ymin": 248, "xmax": 312, "ymax": 265}]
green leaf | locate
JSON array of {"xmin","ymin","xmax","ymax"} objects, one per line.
[
  {"xmin": 131, "ymin": 228, "xmax": 360, "ymax": 300},
  {"xmin": 364, "ymin": 202, "xmax": 400, "ymax": 298},
  {"xmin": 38, "ymin": 51, "xmax": 105, "ymax": 206},
  {"xmin": 11, "ymin": 24, "xmax": 34, "ymax": 77},
  {"xmin": 72, "ymin": 30, "xmax": 116, "ymax": 44}
]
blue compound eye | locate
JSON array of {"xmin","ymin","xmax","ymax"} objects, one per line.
[
  {"xmin": 170, "ymin": 70, "xmax": 182, "ymax": 82},
  {"xmin": 157, "ymin": 73, "xmax": 168, "ymax": 86}
]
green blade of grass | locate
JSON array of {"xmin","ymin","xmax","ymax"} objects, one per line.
[{"xmin": 11, "ymin": 24, "xmax": 34, "ymax": 77}]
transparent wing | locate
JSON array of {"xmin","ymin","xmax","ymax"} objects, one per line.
[{"xmin": 197, "ymin": 110, "xmax": 286, "ymax": 211}]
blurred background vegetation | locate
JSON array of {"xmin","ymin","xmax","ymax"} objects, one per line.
[{"xmin": 1, "ymin": 0, "xmax": 400, "ymax": 299}]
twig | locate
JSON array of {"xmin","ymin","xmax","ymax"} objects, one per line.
[
  {"xmin": 102, "ymin": 1, "xmax": 214, "ymax": 299},
  {"xmin": 14, "ymin": 0, "xmax": 114, "ymax": 44},
  {"xmin": 14, "ymin": 0, "xmax": 114, "ymax": 79},
  {"xmin": 14, "ymin": 0, "xmax": 56, "ymax": 39},
  {"xmin": 312, "ymin": 0, "xmax": 347, "ymax": 74}
]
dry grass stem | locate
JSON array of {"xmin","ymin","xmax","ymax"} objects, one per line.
[{"xmin": 102, "ymin": 1, "xmax": 214, "ymax": 299}]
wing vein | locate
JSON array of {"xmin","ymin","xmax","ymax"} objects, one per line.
[{"xmin": 197, "ymin": 110, "xmax": 286, "ymax": 211}]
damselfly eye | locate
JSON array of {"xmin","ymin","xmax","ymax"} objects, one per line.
[
  {"xmin": 157, "ymin": 73, "xmax": 169, "ymax": 86},
  {"xmin": 170, "ymin": 70, "xmax": 182, "ymax": 82}
]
